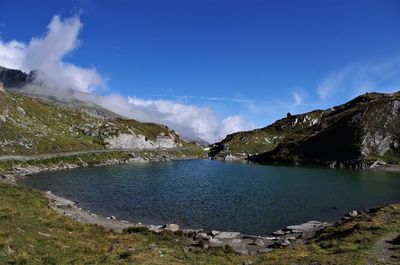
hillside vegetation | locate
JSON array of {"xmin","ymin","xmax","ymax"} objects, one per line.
[
  {"xmin": 0, "ymin": 90, "xmax": 190, "ymax": 156},
  {"xmin": 211, "ymin": 92, "xmax": 400, "ymax": 168}
]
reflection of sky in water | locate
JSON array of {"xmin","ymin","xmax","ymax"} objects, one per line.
[{"xmin": 18, "ymin": 160, "xmax": 400, "ymax": 235}]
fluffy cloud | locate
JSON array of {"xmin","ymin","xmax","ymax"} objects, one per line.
[
  {"xmin": 0, "ymin": 15, "xmax": 103, "ymax": 93},
  {"xmin": 0, "ymin": 15, "xmax": 253, "ymax": 143},
  {"xmin": 127, "ymin": 97, "xmax": 254, "ymax": 143},
  {"xmin": 0, "ymin": 40, "xmax": 25, "ymax": 69}
]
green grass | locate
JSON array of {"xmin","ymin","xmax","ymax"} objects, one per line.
[
  {"xmin": 1, "ymin": 182, "xmax": 400, "ymax": 264},
  {"xmin": 0, "ymin": 91, "xmax": 191, "ymax": 156}
]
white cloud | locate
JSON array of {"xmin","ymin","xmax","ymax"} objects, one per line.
[
  {"xmin": 0, "ymin": 15, "xmax": 103, "ymax": 93},
  {"xmin": 317, "ymin": 56, "xmax": 400, "ymax": 100},
  {"xmin": 292, "ymin": 91, "xmax": 303, "ymax": 106},
  {"xmin": 127, "ymin": 97, "xmax": 254, "ymax": 143},
  {"xmin": 0, "ymin": 40, "xmax": 26, "ymax": 70},
  {"xmin": 0, "ymin": 15, "xmax": 254, "ymax": 143}
]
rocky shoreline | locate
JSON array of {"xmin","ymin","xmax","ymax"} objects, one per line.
[
  {"xmin": 2, "ymin": 152, "xmax": 395, "ymax": 256},
  {"xmin": 46, "ymin": 190, "xmax": 334, "ymax": 255},
  {"xmin": 0, "ymin": 153, "xmax": 336, "ymax": 255},
  {"xmin": 0, "ymin": 150, "xmax": 199, "ymax": 182},
  {"xmin": 217, "ymin": 153, "xmax": 400, "ymax": 171}
]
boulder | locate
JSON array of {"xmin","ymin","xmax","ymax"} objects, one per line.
[
  {"xmin": 286, "ymin": 221, "xmax": 327, "ymax": 233},
  {"xmin": 272, "ymin": 229, "xmax": 285, "ymax": 236},
  {"xmin": 208, "ymin": 238, "xmax": 223, "ymax": 247},
  {"xmin": 253, "ymin": 238, "xmax": 265, "ymax": 246},
  {"xmin": 211, "ymin": 230, "xmax": 220, "ymax": 236},
  {"xmin": 164, "ymin": 223, "xmax": 179, "ymax": 232},
  {"xmin": 348, "ymin": 210, "xmax": 358, "ymax": 217},
  {"xmin": 17, "ymin": 106, "xmax": 26, "ymax": 115},
  {"xmin": 215, "ymin": 231, "xmax": 241, "ymax": 239},
  {"xmin": 278, "ymin": 238, "xmax": 291, "ymax": 247}
]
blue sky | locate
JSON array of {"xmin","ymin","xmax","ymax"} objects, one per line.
[{"xmin": 1, "ymin": 0, "xmax": 400, "ymax": 142}]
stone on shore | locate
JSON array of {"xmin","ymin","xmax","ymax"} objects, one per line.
[
  {"xmin": 211, "ymin": 230, "xmax": 220, "ymax": 236},
  {"xmin": 348, "ymin": 210, "xmax": 358, "ymax": 217},
  {"xmin": 272, "ymin": 229, "xmax": 285, "ymax": 236},
  {"xmin": 208, "ymin": 238, "xmax": 223, "ymax": 247},
  {"xmin": 286, "ymin": 220, "xmax": 327, "ymax": 233},
  {"xmin": 215, "ymin": 231, "xmax": 241, "ymax": 239},
  {"xmin": 253, "ymin": 238, "xmax": 265, "ymax": 246},
  {"xmin": 164, "ymin": 223, "xmax": 180, "ymax": 232}
]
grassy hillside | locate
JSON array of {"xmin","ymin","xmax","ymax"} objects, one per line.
[
  {"xmin": 1, "ymin": 182, "xmax": 399, "ymax": 264},
  {"xmin": 0, "ymin": 91, "xmax": 190, "ymax": 156},
  {"xmin": 211, "ymin": 92, "xmax": 400, "ymax": 167}
]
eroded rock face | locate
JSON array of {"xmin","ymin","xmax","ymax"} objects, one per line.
[
  {"xmin": 361, "ymin": 100, "xmax": 400, "ymax": 157},
  {"xmin": 104, "ymin": 133, "xmax": 179, "ymax": 149}
]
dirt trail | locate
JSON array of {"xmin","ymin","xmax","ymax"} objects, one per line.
[
  {"xmin": 370, "ymin": 233, "xmax": 400, "ymax": 264},
  {"xmin": 0, "ymin": 147, "xmax": 198, "ymax": 161}
]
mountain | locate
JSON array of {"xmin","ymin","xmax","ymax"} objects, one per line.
[
  {"xmin": 0, "ymin": 90, "xmax": 192, "ymax": 155},
  {"xmin": 0, "ymin": 66, "xmax": 123, "ymax": 120},
  {"xmin": 0, "ymin": 66, "xmax": 193, "ymax": 155},
  {"xmin": 210, "ymin": 92, "xmax": 400, "ymax": 168}
]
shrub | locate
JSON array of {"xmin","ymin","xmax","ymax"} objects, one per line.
[{"xmin": 123, "ymin": 226, "xmax": 150, "ymax": 234}]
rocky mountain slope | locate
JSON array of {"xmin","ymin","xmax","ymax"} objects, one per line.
[
  {"xmin": 0, "ymin": 90, "xmax": 190, "ymax": 156},
  {"xmin": 0, "ymin": 65, "xmax": 194, "ymax": 155},
  {"xmin": 0, "ymin": 66, "xmax": 123, "ymax": 120},
  {"xmin": 210, "ymin": 92, "xmax": 400, "ymax": 168}
]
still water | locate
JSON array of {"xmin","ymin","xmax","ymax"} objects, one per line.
[{"xmin": 18, "ymin": 160, "xmax": 400, "ymax": 235}]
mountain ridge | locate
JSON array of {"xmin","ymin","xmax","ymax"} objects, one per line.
[{"xmin": 210, "ymin": 91, "xmax": 400, "ymax": 168}]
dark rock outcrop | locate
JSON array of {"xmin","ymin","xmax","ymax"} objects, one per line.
[
  {"xmin": 0, "ymin": 66, "xmax": 28, "ymax": 88},
  {"xmin": 211, "ymin": 92, "xmax": 400, "ymax": 168}
]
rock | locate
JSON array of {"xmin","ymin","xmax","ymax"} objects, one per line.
[
  {"xmin": 370, "ymin": 160, "xmax": 387, "ymax": 168},
  {"xmin": 0, "ymin": 115, "xmax": 6, "ymax": 124},
  {"xmin": 105, "ymin": 133, "xmax": 178, "ymax": 150},
  {"xmin": 225, "ymin": 154, "xmax": 240, "ymax": 161},
  {"xmin": 208, "ymin": 238, "xmax": 223, "ymax": 247},
  {"xmin": 0, "ymin": 66, "xmax": 27, "ymax": 87},
  {"xmin": 231, "ymin": 239, "xmax": 242, "ymax": 244},
  {"xmin": 38, "ymin": 232, "xmax": 51, "ymax": 237},
  {"xmin": 234, "ymin": 249, "xmax": 249, "ymax": 255},
  {"xmin": 211, "ymin": 230, "xmax": 220, "ymax": 236},
  {"xmin": 348, "ymin": 210, "xmax": 358, "ymax": 217},
  {"xmin": 196, "ymin": 232, "xmax": 208, "ymax": 239},
  {"xmin": 16, "ymin": 106, "xmax": 26, "ymax": 115},
  {"xmin": 164, "ymin": 223, "xmax": 179, "ymax": 232},
  {"xmin": 215, "ymin": 231, "xmax": 241, "ymax": 239},
  {"xmin": 286, "ymin": 221, "xmax": 328, "ymax": 233},
  {"xmin": 272, "ymin": 229, "xmax": 285, "ymax": 236},
  {"xmin": 253, "ymin": 238, "xmax": 265, "ymax": 246},
  {"xmin": 279, "ymin": 238, "xmax": 291, "ymax": 247},
  {"xmin": 257, "ymin": 248, "xmax": 273, "ymax": 254}
]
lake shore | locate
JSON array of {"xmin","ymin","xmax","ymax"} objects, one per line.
[
  {"xmin": 0, "ymin": 148, "xmax": 207, "ymax": 182},
  {"xmin": 1, "ymin": 157, "xmax": 400, "ymax": 263},
  {"xmin": 2, "ymin": 150, "xmax": 400, "ymax": 256},
  {"xmin": 22, "ymin": 183, "xmax": 398, "ymax": 256},
  {"xmin": 44, "ymin": 189, "xmax": 336, "ymax": 255}
]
